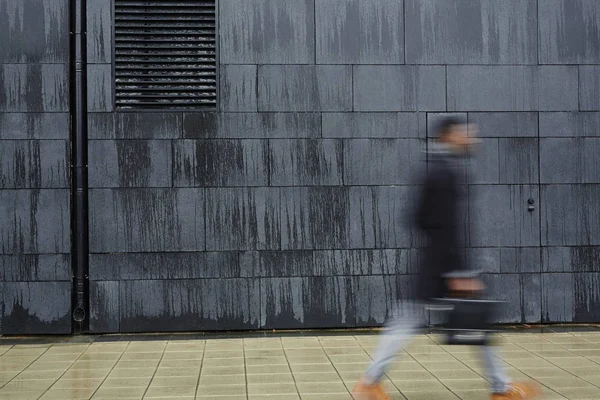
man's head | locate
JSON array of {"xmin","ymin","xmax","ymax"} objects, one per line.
[{"xmin": 435, "ymin": 117, "xmax": 478, "ymax": 152}]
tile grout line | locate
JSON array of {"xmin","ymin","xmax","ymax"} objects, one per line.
[
  {"xmin": 193, "ymin": 339, "xmax": 208, "ymax": 400},
  {"xmin": 0, "ymin": 344, "xmax": 14, "ymax": 390},
  {"xmin": 0, "ymin": 344, "xmax": 52, "ymax": 393},
  {"xmin": 86, "ymin": 341, "xmax": 132, "ymax": 399},
  {"xmin": 140, "ymin": 340, "xmax": 168, "ymax": 399},
  {"xmin": 242, "ymin": 338, "xmax": 249, "ymax": 400},
  {"xmin": 281, "ymin": 336, "xmax": 302, "ymax": 398},
  {"xmin": 36, "ymin": 342, "xmax": 94, "ymax": 399}
]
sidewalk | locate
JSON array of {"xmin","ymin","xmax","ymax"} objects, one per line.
[{"xmin": 1, "ymin": 329, "xmax": 600, "ymax": 400}]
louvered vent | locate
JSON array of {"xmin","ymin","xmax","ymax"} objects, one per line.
[{"xmin": 114, "ymin": 0, "xmax": 217, "ymax": 110}]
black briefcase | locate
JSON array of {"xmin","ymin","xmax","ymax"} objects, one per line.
[{"xmin": 430, "ymin": 298, "xmax": 502, "ymax": 346}]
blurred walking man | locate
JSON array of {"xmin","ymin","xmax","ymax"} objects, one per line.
[{"xmin": 352, "ymin": 117, "xmax": 542, "ymax": 400}]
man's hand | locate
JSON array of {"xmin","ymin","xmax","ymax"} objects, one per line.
[{"xmin": 447, "ymin": 278, "xmax": 485, "ymax": 294}]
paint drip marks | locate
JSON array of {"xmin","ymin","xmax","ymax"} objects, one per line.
[
  {"xmin": 307, "ymin": 188, "xmax": 349, "ymax": 250},
  {"xmin": 353, "ymin": 275, "xmax": 396, "ymax": 327},
  {"xmin": 1, "ymin": 189, "xmax": 68, "ymax": 254},
  {"xmin": 117, "ymin": 189, "xmax": 181, "ymax": 252},
  {"xmin": 174, "ymin": 140, "xmax": 268, "ymax": 187},
  {"xmin": 116, "ymin": 141, "xmax": 152, "ymax": 187},
  {"xmin": 500, "ymin": 139, "xmax": 537, "ymax": 184},
  {"xmin": 201, "ymin": 140, "xmax": 267, "ymax": 186},
  {"xmin": 119, "ymin": 279, "xmax": 254, "ymax": 332},
  {"xmin": 261, "ymin": 276, "xmax": 353, "ymax": 329},
  {"xmin": 573, "ymin": 273, "xmax": 600, "ymax": 322},
  {"xmin": 208, "ymin": 188, "xmax": 280, "ymax": 251},
  {"xmin": 570, "ymin": 246, "xmax": 600, "ymax": 272},
  {"xmin": 1, "ymin": 282, "xmax": 71, "ymax": 334},
  {"xmin": 261, "ymin": 277, "xmax": 304, "ymax": 329},
  {"xmin": 89, "ymin": 281, "xmax": 120, "ymax": 333},
  {"xmin": 1, "ymin": 254, "xmax": 70, "ymax": 282},
  {"xmin": 302, "ymin": 277, "xmax": 354, "ymax": 328},
  {"xmin": 0, "ymin": 141, "xmax": 41, "ymax": 188},
  {"xmin": 307, "ymin": 140, "xmax": 343, "ymax": 185}
]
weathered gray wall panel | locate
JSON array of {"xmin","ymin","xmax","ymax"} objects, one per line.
[
  {"xmin": 89, "ymin": 189, "xmax": 205, "ymax": 252},
  {"xmin": 539, "ymin": 112, "xmax": 600, "ymax": 137},
  {"xmin": 406, "ymin": 0, "xmax": 537, "ymax": 65},
  {"xmin": 282, "ymin": 187, "xmax": 349, "ymax": 250},
  {"xmin": 348, "ymin": 186, "xmax": 420, "ymax": 249},
  {"xmin": 87, "ymin": 0, "xmax": 112, "ymax": 64},
  {"xmin": 219, "ymin": 0, "xmax": 315, "ymax": 64},
  {"xmin": 469, "ymin": 185, "xmax": 540, "ymax": 247},
  {"xmin": 542, "ymin": 273, "xmax": 600, "ymax": 323},
  {"xmin": 242, "ymin": 249, "xmax": 420, "ymax": 278},
  {"xmin": 270, "ymin": 140, "xmax": 343, "ymax": 186},
  {"xmin": 119, "ymin": 279, "xmax": 259, "ymax": 332},
  {"xmin": 174, "ymin": 140, "xmax": 269, "ymax": 187},
  {"xmin": 1, "ymin": 281, "xmax": 71, "ymax": 334},
  {"xmin": 323, "ymin": 113, "xmax": 425, "ymax": 139},
  {"xmin": 206, "ymin": 188, "xmax": 280, "ymax": 251},
  {"xmin": 447, "ymin": 66, "xmax": 579, "ymax": 111},
  {"xmin": 260, "ymin": 277, "xmax": 354, "ymax": 329},
  {"xmin": 87, "ymin": 64, "xmax": 114, "ymax": 112},
  {"xmin": 315, "ymin": 0, "xmax": 404, "ymax": 64},
  {"xmin": 354, "ymin": 66, "xmax": 446, "ymax": 111},
  {"xmin": 483, "ymin": 274, "xmax": 541, "ymax": 324},
  {"xmin": 541, "ymin": 185, "xmax": 600, "ymax": 246},
  {"xmin": 183, "ymin": 113, "xmax": 321, "ymax": 139},
  {"xmin": 0, "ymin": 0, "xmax": 69, "ymax": 63},
  {"xmin": 539, "ymin": 0, "xmax": 600, "ymax": 65},
  {"xmin": 468, "ymin": 113, "xmax": 538, "ymax": 138},
  {"xmin": 344, "ymin": 139, "xmax": 422, "ymax": 185},
  {"xmin": 90, "ymin": 252, "xmax": 246, "ymax": 281},
  {"xmin": 0, "ymin": 64, "xmax": 69, "ymax": 112},
  {"xmin": 472, "ymin": 138, "xmax": 539, "ymax": 185},
  {"xmin": 0, "ymin": 189, "xmax": 70, "ymax": 254},
  {"xmin": 579, "ymin": 66, "xmax": 600, "ymax": 111},
  {"xmin": 0, "ymin": 140, "xmax": 69, "ymax": 189},
  {"xmin": 540, "ymin": 138, "xmax": 600, "ymax": 184},
  {"xmin": 89, "ymin": 281, "xmax": 120, "ymax": 333},
  {"xmin": 88, "ymin": 113, "xmax": 183, "ymax": 140},
  {"xmin": 472, "ymin": 248, "xmax": 541, "ymax": 274},
  {"xmin": 258, "ymin": 65, "xmax": 352, "ymax": 112},
  {"xmin": 1, "ymin": 255, "xmax": 71, "ymax": 282},
  {"xmin": 543, "ymin": 247, "xmax": 600, "ymax": 273},
  {"xmin": 89, "ymin": 140, "xmax": 173, "ymax": 188},
  {"xmin": 220, "ymin": 65, "xmax": 258, "ymax": 112},
  {"xmin": 0, "ymin": 113, "xmax": 70, "ymax": 140}
]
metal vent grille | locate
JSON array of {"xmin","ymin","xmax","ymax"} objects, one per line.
[{"xmin": 114, "ymin": 0, "xmax": 217, "ymax": 110}]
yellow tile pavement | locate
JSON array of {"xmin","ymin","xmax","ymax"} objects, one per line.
[{"xmin": 0, "ymin": 330, "xmax": 600, "ymax": 399}]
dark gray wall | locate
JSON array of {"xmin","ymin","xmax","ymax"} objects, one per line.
[
  {"xmin": 3, "ymin": 0, "xmax": 600, "ymax": 334},
  {"xmin": 0, "ymin": 0, "xmax": 72, "ymax": 334},
  {"xmin": 87, "ymin": 0, "xmax": 600, "ymax": 333}
]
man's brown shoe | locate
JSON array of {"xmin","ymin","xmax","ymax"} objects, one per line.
[
  {"xmin": 491, "ymin": 382, "xmax": 542, "ymax": 399},
  {"xmin": 351, "ymin": 379, "xmax": 391, "ymax": 400}
]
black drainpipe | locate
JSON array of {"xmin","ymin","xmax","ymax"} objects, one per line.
[{"xmin": 70, "ymin": 0, "xmax": 89, "ymax": 333}]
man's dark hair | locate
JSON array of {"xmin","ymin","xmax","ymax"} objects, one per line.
[{"xmin": 434, "ymin": 116, "xmax": 467, "ymax": 139}]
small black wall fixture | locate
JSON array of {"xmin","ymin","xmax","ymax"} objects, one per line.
[{"xmin": 70, "ymin": 0, "xmax": 89, "ymax": 333}]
